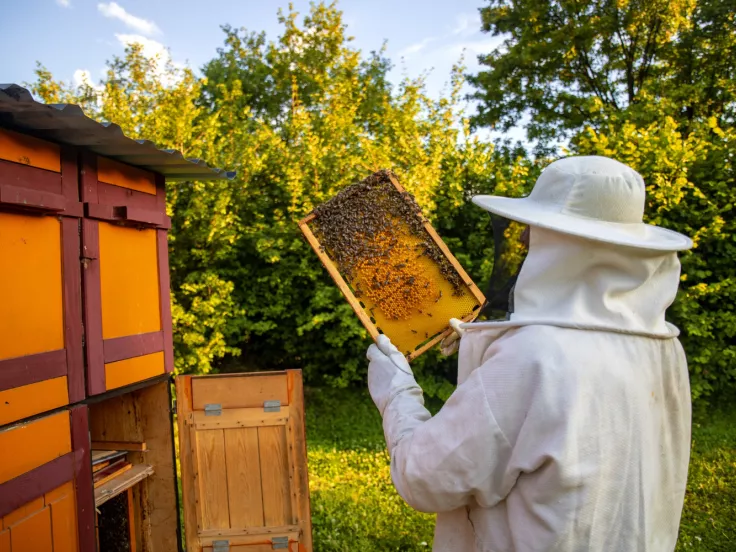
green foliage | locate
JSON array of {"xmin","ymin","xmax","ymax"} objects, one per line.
[
  {"xmin": 469, "ymin": 0, "xmax": 735, "ymax": 147},
  {"xmin": 676, "ymin": 406, "xmax": 736, "ymax": 550}
]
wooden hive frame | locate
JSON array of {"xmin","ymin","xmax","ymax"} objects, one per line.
[{"xmin": 299, "ymin": 173, "xmax": 485, "ymax": 361}]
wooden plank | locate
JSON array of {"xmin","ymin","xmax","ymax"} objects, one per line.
[
  {"xmin": 104, "ymin": 351, "xmax": 165, "ymax": 391},
  {"xmin": 195, "ymin": 429, "xmax": 230, "ymax": 530},
  {"xmin": 0, "ymin": 184, "xmax": 65, "ymax": 212},
  {"xmin": 92, "ymin": 450, "xmax": 127, "ymax": 465},
  {"xmin": 0, "ymin": 529, "xmax": 8, "ymax": 552},
  {"xmin": 98, "ymin": 223, "xmax": 161, "ymax": 340},
  {"xmin": 59, "ymin": 146, "xmax": 79, "ymax": 202},
  {"xmin": 97, "ymin": 181, "xmax": 159, "ymax": 212},
  {"xmin": 0, "ymin": 349, "xmax": 66, "ymax": 393},
  {"xmin": 157, "ymin": 229, "xmax": 175, "ymax": 373},
  {"xmin": 258, "ymin": 426, "xmax": 292, "ymax": 527},
  {"xmin": 199, "ymin": 531, "xmax": 300, "ymax": 547},
  {"xmin": 94, "ymin": 464, "xmax": 154, "ymax": 507},
  {"xmin": 176, "ymin": 376, "xmax": 200, "ymax": 552},
  {"xmin": 0, "ymin": 159, "xmax": 61, "ymax": 197},
  {"xmin": 49, "ymin": 491, "xmax": 77, "ymax": 552},
  {"xmin": 70, "ymin": 405, "xmax": 96, "ymax": 552},
  {"xmin": 0, "ymin": 376, "xmax": 69, "ymax": 427},
  {"xmin": 79, "ymin": 150, "xmax": 98, "ymax": 203},
  {"xmin": 0, "ymin": 412, "xmax": 71, "ymax": 484},
  {"xmin": 0, "ymin": 212, "xmax": 64, "ymax": 361},
  {"xmin": 92, "ymin": 441, "xmax": 147, "ymax": 451},
  {"xmin": 287, "ymin": 370, "xmax": 313, "ymax": 550},
  {"xmin": 192, "ymin": 373, "xmax": 289, "ymax": 410},
  {"xmin": 136, "ymin": 381, "xmax": 179, "ymax": 552},
  {"xmin": 199, "ymin": 525, "xmax": 299, "ymax": 538},
  {"xmin": 94, "ymin": 463, "xmax": 133, "ymax": 487},
  {"xmin": 82, "ymin": 218, "xmax": 105, "ymax": 395},
  {"xmin": 224, "ymin": 427, "xmax": 265, "ymax": 528},
  {"xmin": 93, "ymin": 461, "xmax": 111, "ymax": 473},
  {"xmin": 0, "ymin": 128, "xmax": 60, "ymax": 172},
  {"xmin": 192, "ymin": 407, "xmax": 290, "ymax": 430},
  {"xmin": 61, "ymin": 217, "xmax": 84, "ymax": 404},
  {"xmin": 8, "ymin": 504, "xmax": 52, "ymax": 551},
  {"xmin": 103, "ymin": 331, "xmax": 164, "ymax": 364},
  {"xmin": 97, "ymin": 156, "xmax": 156, "ymax": 195},
  {"xmin": 298, "ymin": 217, "xmax": 380, "ymax": 341}
]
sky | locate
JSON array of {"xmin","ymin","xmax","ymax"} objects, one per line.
[{"xmin": 1, "ymin": 0, "xmax": 517, "ymax": 139}]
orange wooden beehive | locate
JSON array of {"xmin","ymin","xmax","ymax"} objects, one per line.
[{"xmin": 0, "ymin": 84, "xmax": 312, "ymax": 552}]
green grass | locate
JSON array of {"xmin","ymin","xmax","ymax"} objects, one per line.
[{"xmin": 305, "ymin": 387, "xmax": 736, "ymax": 551}]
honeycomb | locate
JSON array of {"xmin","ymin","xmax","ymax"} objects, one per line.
[{"xmin": 300, "ymin": 170, "xmax": 484, "ymax": 359}]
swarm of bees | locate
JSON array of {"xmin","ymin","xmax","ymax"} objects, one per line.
[{"xmin": 312, "ymin": 170, "xmax": 464, "ymax": 321}]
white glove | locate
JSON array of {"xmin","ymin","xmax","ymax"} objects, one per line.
[
  {"xmin": 367, "ymin": 334, "xmax": 420, "ymax": 416},
  {"xmin": 439, "ymin": 318, "xmax": 465, "ymax": 356}
]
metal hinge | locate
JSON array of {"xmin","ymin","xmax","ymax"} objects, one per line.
[
  {"xmin": 204, "ymin": 403, "xmax": 222, "ymax": 416},
  {"xmin": 212, "ymin": 540, "xmax": 229, "ymax": 552},
  {"xmin": 264, "ymin": 400, "xmax": 281, "ymax": 413},
  {"xmin": 272, "ymin": 537, "xmax": 289, "ymax": 549}
]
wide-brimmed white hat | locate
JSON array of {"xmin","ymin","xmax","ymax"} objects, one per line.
[{"xmin": 472, "ymin": 156, "xmax": 693, "ymax": 251}]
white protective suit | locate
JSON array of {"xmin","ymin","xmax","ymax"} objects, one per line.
[{"xmin": 367, "ymin": 156, "xmax": 693, "ymax": 552}]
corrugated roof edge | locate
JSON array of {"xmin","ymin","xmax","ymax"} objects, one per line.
[{"xmin": 0, "ymin": 83, "xmax": 236, "ymax": 181}]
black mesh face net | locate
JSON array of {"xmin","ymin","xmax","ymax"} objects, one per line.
[{"xmin": 479, "ymin": 214, "xmax": 530, "ymax": 320}]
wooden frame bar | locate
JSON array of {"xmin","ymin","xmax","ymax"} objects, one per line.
[
  {"xmin": 103, "ymin": 331, "xmax": 164, "ymax": 364},
  {"xmin": 82, "ymin": 218, "xmax": 105, "ymax": 396},
  {"xmin": 298, "ymin": 175, "xmax": 485, "ymax": 361},
  {"xmin": 71, "ymin": 405, "xmax": 97, "ymax": 552},
  {"xmin": 0, "ymin": 350, "xmax": 66, "ymax": 392}
]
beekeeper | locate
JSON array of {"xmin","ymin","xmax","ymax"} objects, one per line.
[{"xmin": 367, "ymin": 156, "xmax": 693, "ymax": 551}]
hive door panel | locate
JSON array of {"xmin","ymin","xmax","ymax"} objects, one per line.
[
  {"xmin": 82, "ymin": 219, "xmax": 172, "ymax": 395},
  {"xmin": 0, "ymin": 410, "xmax": 88, "ymax": 552},
  {"xmin": 0, "ymin": 211, "xmax": 83, "ymax": 426},
  {"xmin": 177, "ymin": 371, "xmax": 312, "ymax": 552}
]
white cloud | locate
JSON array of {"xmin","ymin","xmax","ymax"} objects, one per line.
[
  {"xmin": 452, "ymin": 12, "xmax": 482, "ymax": 37},
  {"xmin": 115, "ymin": 33, "xmax": 168, "ymax": 60},
  {"xmin": 98, "ymin": 2, "xmax": 160, "ymax": 36},
  {"xmin": 56, "ymin": 0, "xmax": 71, "ymax": 7}
]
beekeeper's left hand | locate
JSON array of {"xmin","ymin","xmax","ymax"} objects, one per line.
[
  {"xmin": 439, "ymin": 318, "xmax": 465, "ymax": 356},
  {"xmin": 367, "ymin": 334, "xmax": 419, "ymax": 416}
]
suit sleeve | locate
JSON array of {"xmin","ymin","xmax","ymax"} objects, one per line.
[{"xmin": 383, "ymin": 368, "xmax": 514, "ymax": 513}]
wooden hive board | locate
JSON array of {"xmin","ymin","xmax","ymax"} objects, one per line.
[{"xmin": 299, "ymin": 171, "xmax": 485, "ymax": 360}]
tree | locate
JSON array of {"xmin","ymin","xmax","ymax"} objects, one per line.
[
  {"xmin": 469, "ymin": 0, "xmax": 735, "ymax": 147},
  {"xmin": 470, "ymin": 0, "xmax": 736, "ymax": 401}
]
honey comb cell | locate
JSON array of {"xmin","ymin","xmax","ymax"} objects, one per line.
[{"xmin": 299, "ymin": 170, "xmax": 485, "ymax": 360}]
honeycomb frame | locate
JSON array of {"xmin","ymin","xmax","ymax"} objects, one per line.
[{"xmin": 299, "ymin": 172, "xmax": 485, "ymax": 361}]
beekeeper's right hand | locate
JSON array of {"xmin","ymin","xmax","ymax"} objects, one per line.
[{"xmin": 439, "ymin": 318, "xmax": 464, "ymax": 356}]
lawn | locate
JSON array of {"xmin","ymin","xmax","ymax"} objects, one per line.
[{"xmin": 305, "ymin": 387, "xmax": 736, "ymax": 551}]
